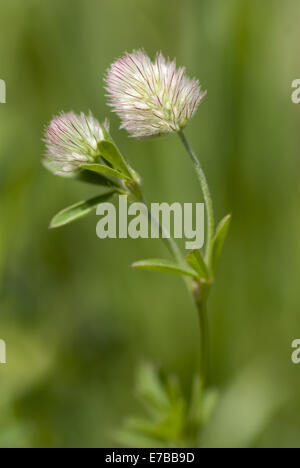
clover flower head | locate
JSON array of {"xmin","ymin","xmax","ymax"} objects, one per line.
[
  {"xmin": 44, "ymin": 111, "xmax": 109, "ymax": 175},
  {"xmin": 105, "ymin": 50, "xmax": 206, "ymax": 138}
]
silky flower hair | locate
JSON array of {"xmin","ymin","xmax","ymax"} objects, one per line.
[
  {"xmin": 105, "ymin": 50, "xmax": 206, "ymax": 138},
  {"xmin": 44, "ymin": 111, "xmax": 109, "ymax": 175}
]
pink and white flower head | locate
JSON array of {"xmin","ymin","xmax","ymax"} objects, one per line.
[
  {"xmin": 44, "ymin": 111, "xmax": 109, "ymax": 175},
  {"xmin": 105, "ymin": 50, "xmax": 206, "ymax": 138}
]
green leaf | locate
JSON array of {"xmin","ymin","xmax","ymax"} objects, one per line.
[
  {"xmin": 77, "ymin": 169, "xmax": 120, "ymax": 187},
  {"xmin": 49, "ymin": 191, "xmax": 115, "ymax": 229},
  {"xmin": 212, "ymin": 214, "xmax": 232, "ymax": 274},
  {"xmin": 136, "ymin": 363, "xmax": 170, "ymax": 415},
  {"xmin": 132, "ymin": 259, "xmax": 199, "ymax": 279},
  {"xmin": 186, "ymin": 250, "xmax": 210, "ymax": 280},
  {"xmin": 126, "ymin": 399, "xmax": 186, "ymax": 442},
  {"xmin": 81, "ymin": 163, "xmax": 131, "ymax": 181},
  {"xmin": 124, "ymin": 363, "xmax": 186, "ymax": 444},
  {"xmin": 43, "ymin": 159, "xmax": 119, "ymax": 188},
  {"xmin": 98, "ymin": 141, "xmax": 132, "ymax": 177}
]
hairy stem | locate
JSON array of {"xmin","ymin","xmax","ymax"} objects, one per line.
[
  {"xmin": 178, "ymin": 131, "xmax": 215, "ymax": 270},
  {"xmin": 178, "ymin": 131, "xmax": 215, "ymax": 385}
]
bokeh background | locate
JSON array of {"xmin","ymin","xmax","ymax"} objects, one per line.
[{"xmin": 0, "ymin": 0, "xmax": 300, "ymax": 448}]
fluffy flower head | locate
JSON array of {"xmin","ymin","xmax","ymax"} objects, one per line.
[
  {"xmin": 105, "ymin": 50, "xmax": 206, "ymax": 138},
  {"xmin": 44, "ymin": 111, "xmax": 109, "ymax": 175}
]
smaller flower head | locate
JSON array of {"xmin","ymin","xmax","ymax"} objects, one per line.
[
  {"xmin": 44, "ymin": 111, "xmax": 109, "ymax": 175},
  {"xmin": 105, "ymin": 50, "xmax": 206, "ymax": 138}
]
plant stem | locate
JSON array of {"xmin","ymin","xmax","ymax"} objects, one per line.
[
  {"xmin": 135, "ymin": 145, "xmax": 212, "ymax": 384},
  {"xmin": 178, "ymin": 131, "xmax": 215, "ymax": 386},
  {"xmin": 119, "ymin": 138, "xmax": 213, "ymax": 385},
  {"xmin": 129, "ymin": 188, "xmax": 191, "ymax": 291},
  {"xmin": 127, "ymin": 184, "xmax": 183, "ymax": 266},
  {"xmin": 147, "ymin": 207, "xmax": 183, "ymax": 265},
  {"xmin": 178, "ymin": 131, "xmax": 215, "ymax": 270},
  {"xmin": 195, "ymin": 293, "xmax": 209, "ymax": 385}
]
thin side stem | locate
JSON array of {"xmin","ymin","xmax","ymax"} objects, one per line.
[
  {"xmin": 143, "ymin": 200, "xmax": 193, "ymax": 295},
  {"xmin": 178, "ymin": 131, "xmax": 215, "ymax": 270},
  {"xmin": 130, "ymin": 190, "xmax": 192, "ymax": 292},
  {"xmin": 139, "ymin": 196, "xmax": 184, "ymax": 266},
  {"xmin": 148, "ymin": 208, "xmax": 183, "ymax": 265},
  {"xmin": 144, "ymin": 200, "xmax": 192, "ymax": 293}
]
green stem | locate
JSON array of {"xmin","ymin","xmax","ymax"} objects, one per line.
[
  {"xmin": 178, "ymin": 131, "xmax": 215, "ymax": 270},
  {"xmin": 159, "ymin": 227, "xmax": 185, "ymax": 266},
  {"xmin": 126, "ymin": 185, "xmax": 183, "ymax": 266},
  {"xmin": 132, "ymin": 161, "xmax": 210, "ymax": 383},
  {"xmin": 195, "ymin": 294, "xmax": 209, "ymax": 385},
  {"xmin": 128, "ymin": 191, "xmax": 191, "ymax": 291},
  {"xmin": 147, "ymin": 207, "xmax": 183, "ymax": 265},
  {"xmin": 178, "ymin": 131, "xmax": 215, "ymax": 386}
]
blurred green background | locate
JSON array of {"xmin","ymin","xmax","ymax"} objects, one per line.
[{"xmin": 0, "ymin": 0, "xmax": 300, "ymax": 448}]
